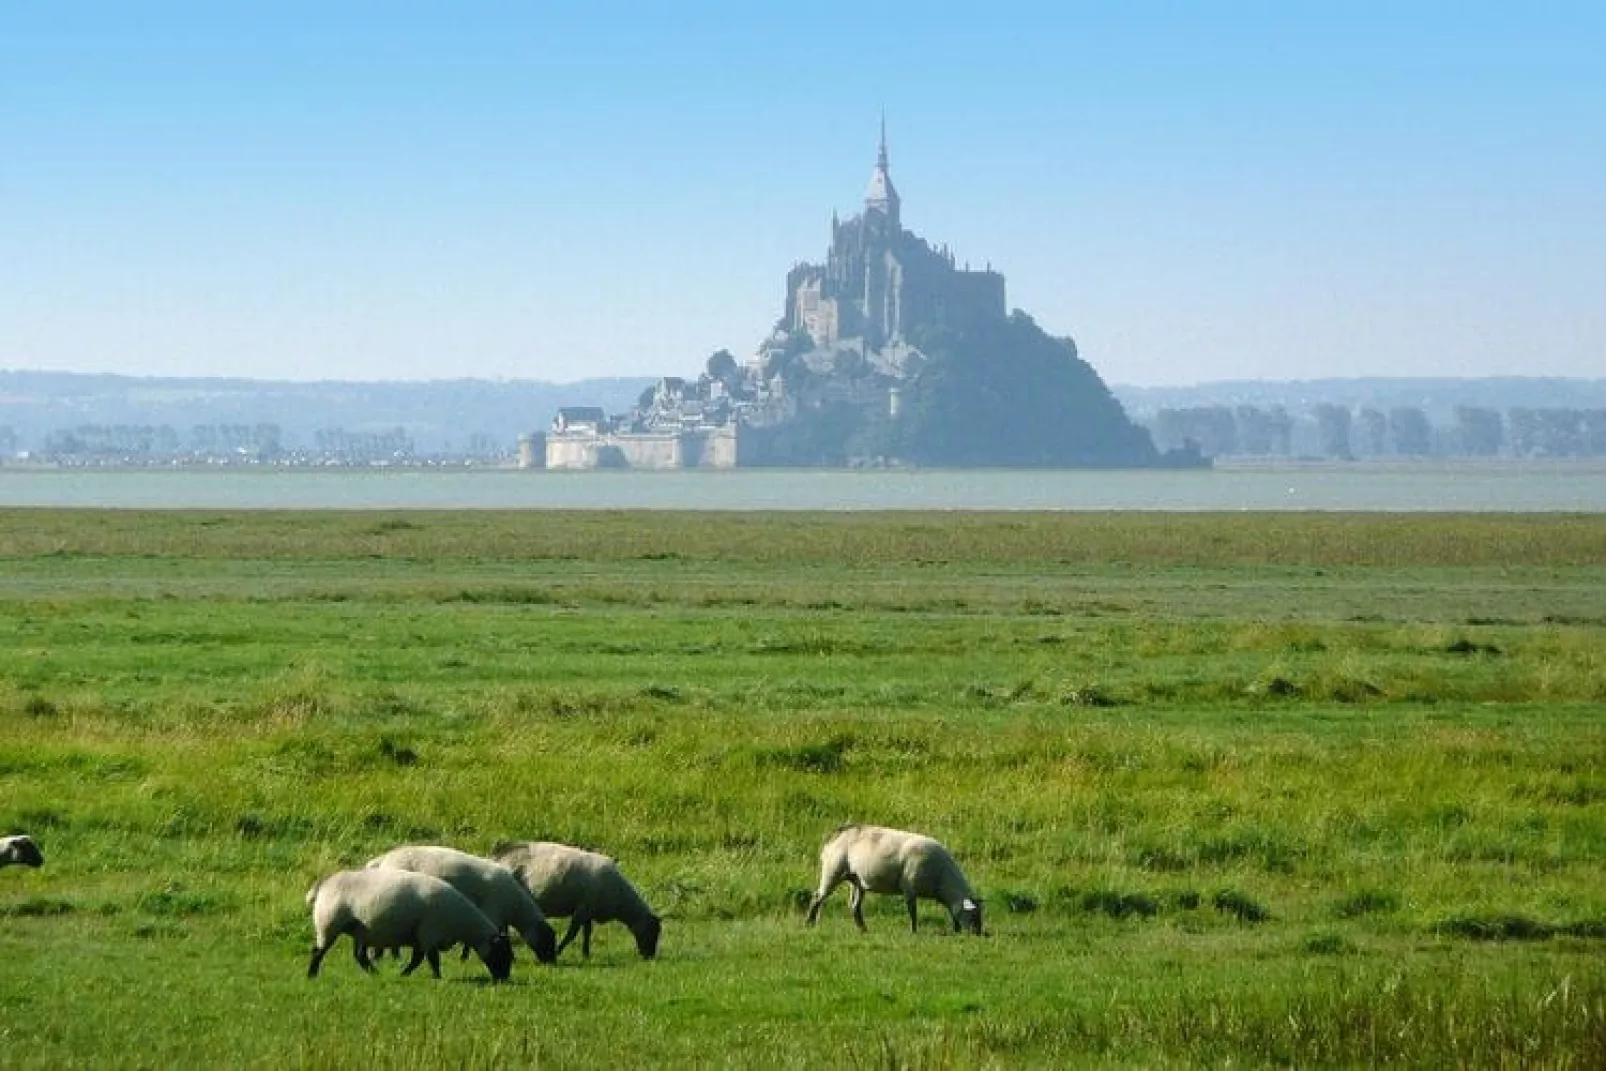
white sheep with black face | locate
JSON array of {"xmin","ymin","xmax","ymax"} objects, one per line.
[
  {"xmin": 491, "ymin": 840, "xmax": 662, "ymax": 960},
  {"xmin": 0, "ymin": 835, "xmax": 43, "ymax": 869},
  {"xmin": 365, "ymin": 844, "xmax": 558, "ymax": 964},
  {"xmin": 805, "ymin": 824, "xmax": 983, "ymax": 935},
  {"xmin": 305, "ymin": 868, "xmax": 513, "ymax": 981}
]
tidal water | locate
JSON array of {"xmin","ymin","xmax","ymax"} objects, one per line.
[{"xmin": 1, "ymin": 461, "xmax": 1602, "ymax": 511}]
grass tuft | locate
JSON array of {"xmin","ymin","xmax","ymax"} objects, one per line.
[
  {"xmin": 1302, "ymin": 931, "xmax": 1356, "ymax": 955},
  {"xmin": 1003, "ymin": 892, "xmax": 1040, "ymax": 914},
  {"xmin": 1435, "ymin": 914, "xmax": 1554, "ymax": 941},
  {"xmin": 1318, "ymin": 676, "xmax": 1384, "ymax": 703},
  {"xmin": 1060, "ymin": 683, "xmax": 1121, "ymax": 707},
  {"xmin": 1332, "ymin": 888, "xmax": 1401, "ymax": 919},
  {"xmin": 756, "ymin": 736, "xmax": 853, "ymax": 774},
  {"xmin": 1213, "ymin": 889, "xmax": 1272, "ymax": 923},
  {"xmin": 377, "ymin": 735, "xmax": 419, "ymax": 766},
  {"xmin": 1074, "ymin": 889, "xmax": 1160, "ymax": 919},
  {"xmin": 1253, "ymin": 676, "xmax": 1301, "ymax": 698},
  {"xmin": 0, "ymin": 897, "xmax": 76, "ymax": 918},
  {"xmin": 444, "ymin": 587, "xmax": 557, "ymax": 605},
  {"xmin": 1445, "ymin": 637, "xmax": 1502, "ymax": 656}
]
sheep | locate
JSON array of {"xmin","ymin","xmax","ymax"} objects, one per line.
[
  {"xmin": 305, "ymin": 868, "xmax": 513, "ymax": 981},
  {"xmin": 0, "ymin": 835, "xmax": 43, "ymax": 869},
  {"xmin": 366, "ymin": 844, "xmax": 558, "ymax": 964},
  {"xmin": 805, "ymin": 823, "xmax": 983, "ymax": 935},
  {"xmin": 491, "ymin": 840, "xmax": 662, "ymax": 960}
]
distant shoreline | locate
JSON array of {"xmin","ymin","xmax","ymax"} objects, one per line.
[{"xmin": 4, "ymin": 456, "xmax": 1604, "ymax": 474}]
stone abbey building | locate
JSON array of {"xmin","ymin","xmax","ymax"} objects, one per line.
[
  {"xmin": 786, "ymin": 122, "xmax": 1006, "ymax": 351},
  {"xmin": 540, "ymin": 126, "xmax": 1009, "ymax": 469}
]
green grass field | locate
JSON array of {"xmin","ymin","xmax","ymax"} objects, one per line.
[{"xmin": 2, "ymin": 510, "xmax": 1604, "ymax": 1068}]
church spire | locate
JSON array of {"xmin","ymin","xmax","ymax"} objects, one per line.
[{"xmin": 864, "ymin": 114, "xmax": 900, "ymax": 227}]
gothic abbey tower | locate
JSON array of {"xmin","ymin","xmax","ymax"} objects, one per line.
[{"xmin": 784, "ymin": 122, "xmax": 1007, "ymax": 352}]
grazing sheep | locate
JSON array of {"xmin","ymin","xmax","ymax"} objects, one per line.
[
  {"xmin": 491, "ymin": 841, "xmax": 662, "ymax": 960},
  {"xmin": 366, "ymin": 844, "xmax": 558, "ymax": 964},
  {"xmin": 0, "ymin": 835, "xmax": 43, "ymax": 869},
  {"xmin": 305, "ymin": 868, "xmax": 513, "ymax": 981},
  {"xmin": 805, "ymin": 824, "xmax": 983, "ymax": 935}
]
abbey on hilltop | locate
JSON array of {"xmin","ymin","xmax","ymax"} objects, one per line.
[{"xmin": 537, "ymin": 125, "xmax": 1167, "ymax": 470}]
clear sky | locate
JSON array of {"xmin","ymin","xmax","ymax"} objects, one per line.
[{"xmin": 4, "ymin": 2, "xmax": 1602, "ymax": 387}]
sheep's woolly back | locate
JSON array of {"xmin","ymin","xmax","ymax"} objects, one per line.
[
  {"xmin": 818, "ymin": 824, "xmax": 979, "ymax": 913},
  {"xmin": 308, "ymin": 868, "xmax": 501, "ymax": 955},
  {"xmin": 366, "ymin": 844, "xmax": 555, "ymax": 959},
  {"xmin": 492, "ymin": 841, "xmax": 654, "ymax": 927}
]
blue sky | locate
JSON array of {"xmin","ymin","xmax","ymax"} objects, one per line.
[{"xmin": 4, "ymin": 2, "xmax": 1602, "ymax": 386}]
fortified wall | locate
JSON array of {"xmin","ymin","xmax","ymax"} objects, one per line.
[{"xmin": 543, "ymin": 426, "xmax": 739, "ymax": 470}]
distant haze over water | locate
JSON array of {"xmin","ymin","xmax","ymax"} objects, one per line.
[{"xmin": 1, "ymin": 462, "xmax": 1602, "ymax": 512}]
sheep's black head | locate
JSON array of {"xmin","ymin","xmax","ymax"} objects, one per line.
[
  {"xmin": 957, "ymin": 898, "xmax": 983, "ymax": 936},
  {"xmin": 484, "ymin": 934, "xmax": 514, "ymax": 981},
  {"xmin": 1, "ymin": 835, "xmax": 43, "ymax": 868},
  {"xmin": 636, "ymin": 915, "xmax": 663, "ymax": 960},
  {"xmin": 531, "ymin": 920, "xmax": 558, "ymax": 964}
]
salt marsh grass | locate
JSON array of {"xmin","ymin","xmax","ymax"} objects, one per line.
[{"xmin": 1, "ymin": 510, "xmax": 1603, "ymax": 1066}]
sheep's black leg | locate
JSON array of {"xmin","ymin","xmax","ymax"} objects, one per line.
[
  {"xmin": 556, "ymin": 916, "xmax": 585, "ymax": 955},
  {"xmin": 581, "ymin": 921, "xmax": 593, "ymax": 958},
  {"xmin": 906, "ymin": 895, "xmax": 920, "ymax": 934},
  {"xmin": 426, "ymin": 949, "xmax": 442, "ymax": 978},
  {"xmin": 807, "ymin": 872, "xmax": 844, "ymax": 926},
  {"xmin": 400, "ymin": 947, "xmax": 427, "ymax": 976},
  {"xmin": 352, "ymin": 927, "xmax": 376, "ymax": 972},
  {"xmin": 307, "ymin": 944, "xmax": 329, "ymax": 978}
]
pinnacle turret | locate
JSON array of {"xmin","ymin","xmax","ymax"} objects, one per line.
[{"xmin": 864, "ymin": 117, "xmax": 900, "ymax": 227}]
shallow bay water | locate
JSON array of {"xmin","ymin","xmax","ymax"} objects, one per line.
[{"xmin": 0, "ymin": 460, "xmax": 1602, "ymax": 510}]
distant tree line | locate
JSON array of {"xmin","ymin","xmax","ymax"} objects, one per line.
[
  {"xmin": 312, "ymin": 426, "xmax": 415, "ymax": 462},
  {"xmin": 4, "ymin": 422, "xmax": 446, "ymax": 466},
  {"xmin": 1148, "ymin": 405, "xmax": 1606, "ymax": 459},
  {"xmin": 20, "ymin": 423, "xmax": 284, "ymax": 460}
]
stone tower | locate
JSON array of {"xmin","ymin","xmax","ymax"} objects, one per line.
[
  {"xmin": 863, "ymin": 116, "xmax": 900, "ymax": 229},
  {"xmin": 785, "ymin": 124, "xmax": 1006, "ymax": 353}
]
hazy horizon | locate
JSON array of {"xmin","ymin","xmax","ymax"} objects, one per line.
[
  {"xmin": 5, "ymin": 3, "xmax": 1602, "ymax": 388},
  {"xmin": 3, "ymin": 367, "xmax": 1605, "ymax": 395}
]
